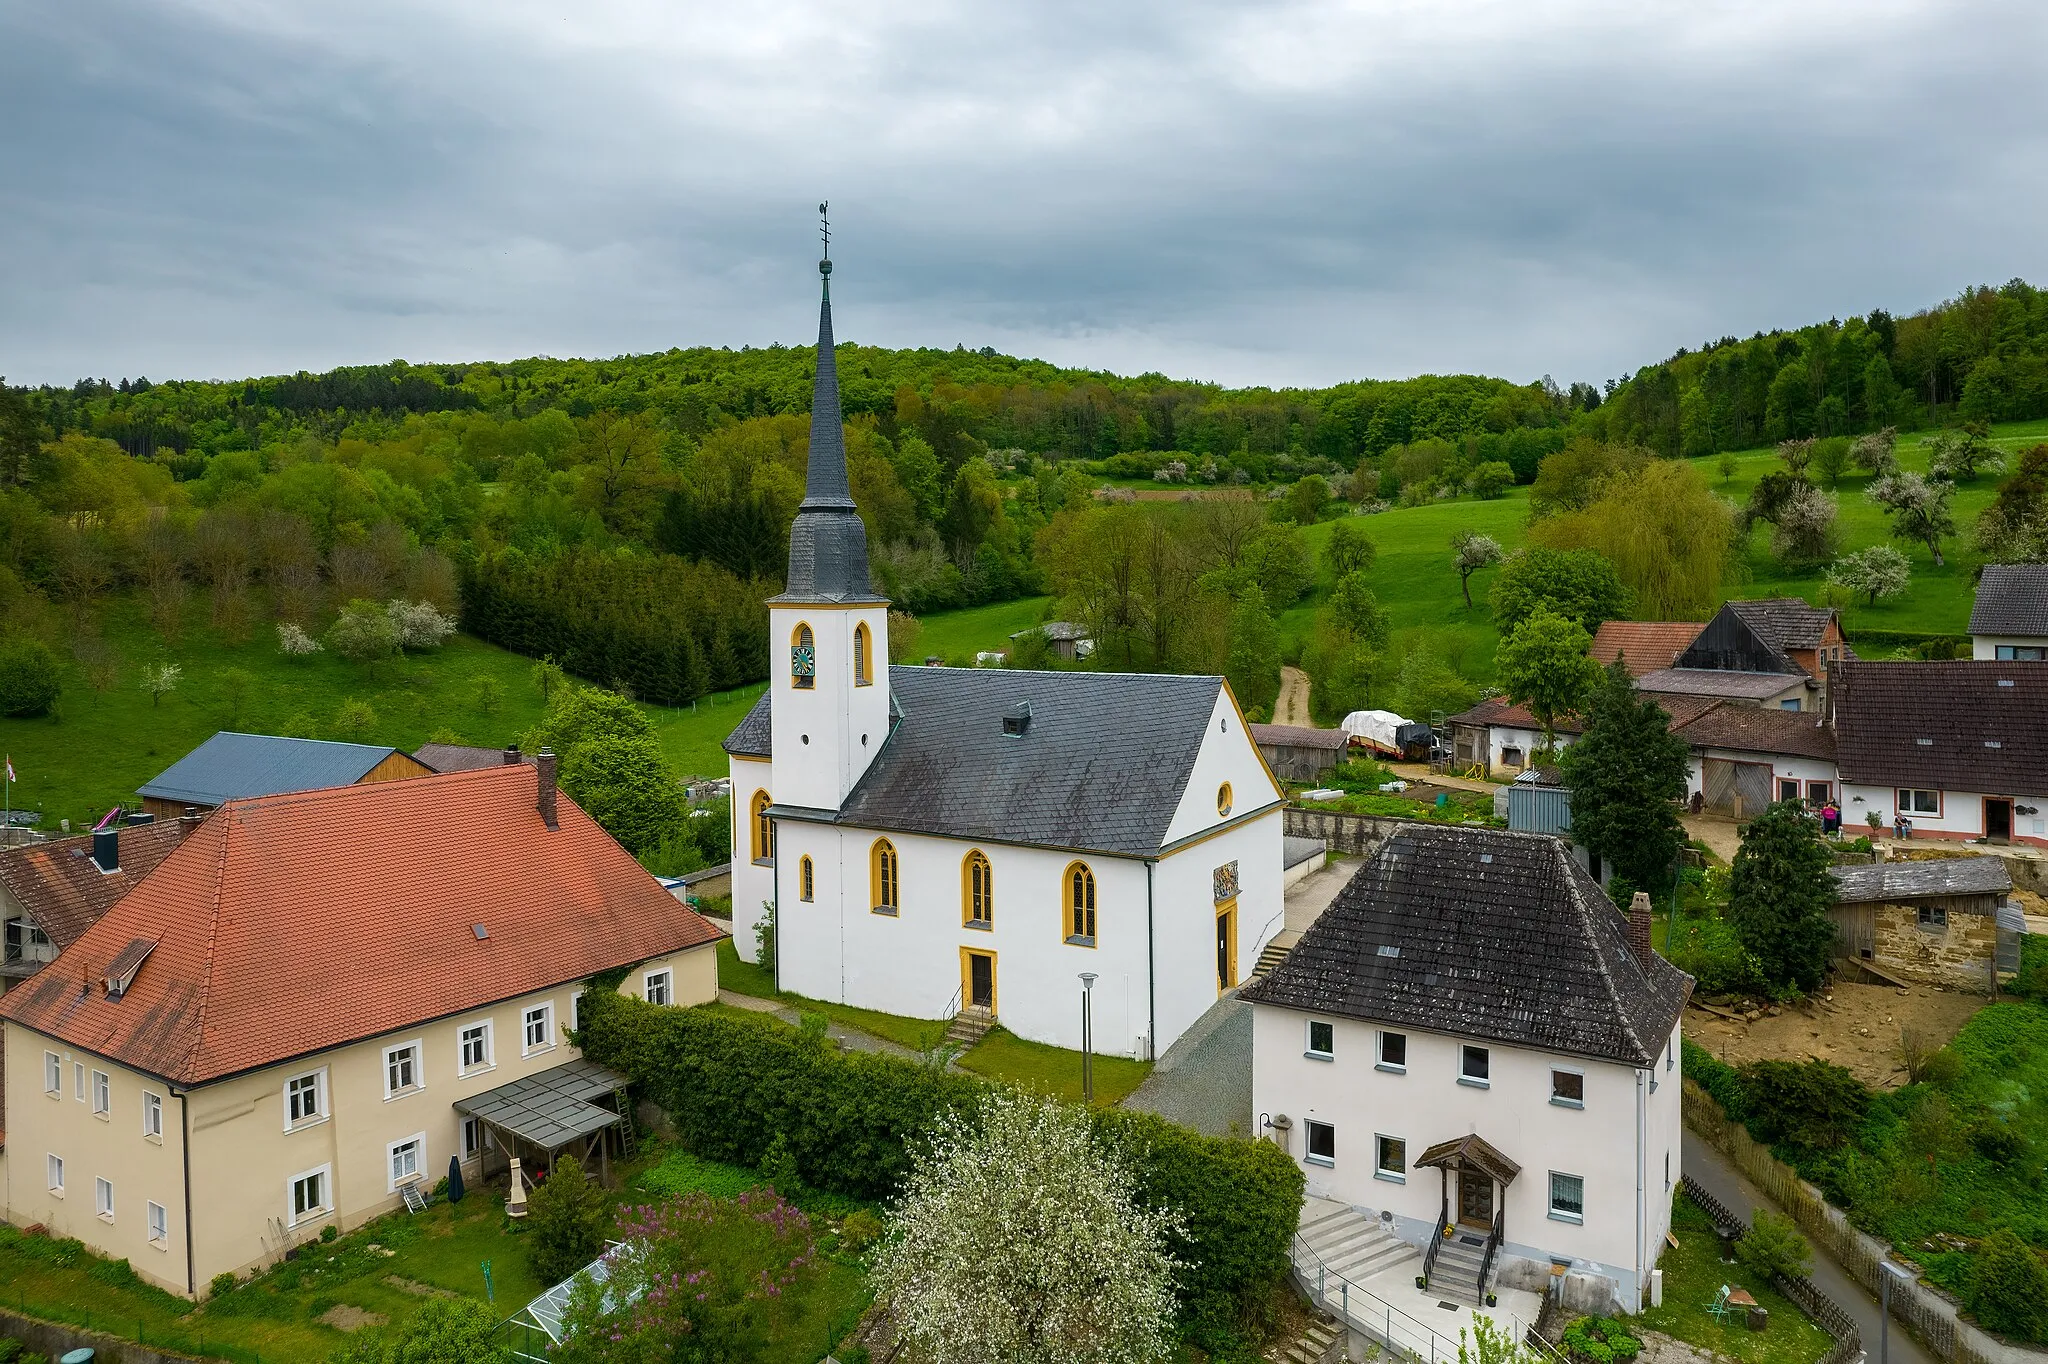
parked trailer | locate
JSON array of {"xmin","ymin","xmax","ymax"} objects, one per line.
[{"xmin": 1339, "ymin": 709, "xmax": 1434, "ymax": 761}]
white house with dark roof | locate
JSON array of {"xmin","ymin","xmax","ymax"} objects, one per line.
[
  {"xmin": 1970, "ymin": 564, "xmax": 2048, "ymax": 660},
  {"xmin": 1244, "ymin": 825, "xmax": 1689, "ymax": 1315},
  {"xmin": 725, "ymin": 256, "xmax": 1285, "ymax": 1058}
]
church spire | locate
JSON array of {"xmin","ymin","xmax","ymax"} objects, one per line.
[{"xmin": 775, "ymin": 203, "xmax": 883, "ymax": 604}]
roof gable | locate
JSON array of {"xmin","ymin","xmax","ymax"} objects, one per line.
[
  {"xmin": 1590, "ymin": 621, "xmax": 1704, "ymax": 678},
  {"xmin": 139, "ymin": 732, "xmax": 405, "ymax": 806},
  {"xmin": 0, "ymin": 766, "xmax": 723, "ymax": 1084},
  {"xmin": 1831, "ymin": 659, "xmax": 2048, "ymax": 792},
  {"xmin": 1240, "ymin": 825, "xmax": 1690, "ymax": 1066},
  {"xmin": 1727, "ymin": 598, "xmax": 1838, "ymax": 653},
  {"xmin": 0, "ymin": 822, "xmax": 194, "ymax": 952},
  {"xmin": 1831, "ymin": 857, "xmax": 2010, "ymax": 903},
  {"xmin": 1676, "ymin": 603, "xmax": 1804, "ymax": 675},
  {"xmin": 1970, "ymin": 565, "xmax": 2048, "ymax": 638},
  {"xmin": 1673, "ymin": 705, "xmax": 1837, "ymax": 762}
]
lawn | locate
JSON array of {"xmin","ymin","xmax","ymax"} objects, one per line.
[
  {"xmin": 715, "ymin": 939, "xmax": 954, "ymax": 1050},
  {"xmin": 956, "ymin": 1026, "xmax": 1155, "ymax": 1107},
  {"xmin": 1637, "ymin": 1194, "xmax": 1832, "ymax": 1364},
  {"xmin": 907, "ymin": 595, "xmax": 1055, "ymax": 665}
]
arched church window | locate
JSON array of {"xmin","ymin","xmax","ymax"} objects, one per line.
[
  {"xmin": 963, "ymin": 851, "xmax": 993, "ymax": 929},
  {"xmin": 799, "ymin": 855, "xmax": 815, "ymax": 902},
  {"xmin": 750, "ymin": 790, "xmax": 774, "ymax": 864},
  {"xmin": 854, "ymin": 622, "xmax": 873, "ymax": 687},
  {"xmin": 792, "ymin": 623, "xmax": 816, "ymax": 690},
  {"xmin": 1065, "ymin": 862, "xmax": 1096, "ymax": 945},
  {"xmin": 872, "ymin": 839, "xmax": 899, "ymax": 915}
]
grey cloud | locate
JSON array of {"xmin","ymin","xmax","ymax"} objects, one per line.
[{"xmin": 1, "ymin": 0, "xmax": 2043, "ymax": 389}]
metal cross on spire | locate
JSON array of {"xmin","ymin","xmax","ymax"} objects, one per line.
[{"xmin": 819, "ymin": 201, "xmax": 830, "ymax": 262}]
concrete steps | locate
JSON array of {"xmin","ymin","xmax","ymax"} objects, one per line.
[
  {"xmin": 943, "ymin": 1006, "xmax": 996, "ymax": 1049},
  {"xmin": 1424, "ymin": 1232, "xmax": 1490, "ymax": 1308},
  {"xmin": 1281, "ymin": 1315, "xmax": 1343, "ymax": 1364},
  {"xmin": 1246, "ymin": 937, "xmax": 1292, "ymax": 983},
  {"xmin": 1295, "ymin": 1199, "xmax": 1423, "ymax": 1289}
]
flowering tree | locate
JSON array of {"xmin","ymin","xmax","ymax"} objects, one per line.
[
  {"xmin": 276, "ymin": 622, "xmax": 322, "ymax": 657},
  {"xmin": 872, "ymin": 1092, "xmax": 1183, "ymax": 1364},
  {"xmin": 1825, "ymin": 545, "xmax": 1911, "ymax": 605},
  {"xmin": 552, "ymin": 1187, "xmax": 821, "ymax": 1364},
  {"xmin": 1868, "ymin": 471, "xmax": 1957, "ymax": 566},
  {"xmin": 387, "ymin": 598, "xmax": 457, "ymax": 651}
]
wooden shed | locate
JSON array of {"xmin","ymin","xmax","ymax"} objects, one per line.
[
  {"xmin": 1250, "ymin": 723, "xmax": 1351, "ymax": 784},
  {"xmin": 1828, "ymin": 856, "xmax": 2013, "ymax": 993}
]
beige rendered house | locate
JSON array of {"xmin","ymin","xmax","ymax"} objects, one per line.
[{"xmin": 0, "ymin": 759, "xmax": 722, "ymax": 1297}]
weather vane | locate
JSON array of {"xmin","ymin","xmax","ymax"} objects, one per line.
[{"xmin": 819, "ymin": 201, "xmax": 830, "ymax": 261}]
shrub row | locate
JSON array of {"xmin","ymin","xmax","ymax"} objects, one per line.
[
  {"xmin": 577, "ymin": 991, "xmax": 1304, "ymax": 1331},
  {"xmin": 461, "ymin": 547, "xmax": 769, "ymax": 705}
]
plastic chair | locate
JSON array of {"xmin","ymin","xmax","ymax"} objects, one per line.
[{"xmin": 1706, "ymin": 1285, "xmax": 1734, "ymax": 1320}]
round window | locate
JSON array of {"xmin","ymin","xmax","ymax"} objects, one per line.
[{"xmin": 1217, "ymin": 782, "xmax": 1233, "ymax": 816}]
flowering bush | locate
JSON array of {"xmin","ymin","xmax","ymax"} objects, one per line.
[{"xmin": 552, "ymin": 1188, "xmax": 822, "ymax": 1364}]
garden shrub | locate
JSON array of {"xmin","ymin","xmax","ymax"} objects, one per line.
[
  {"xmin": 331, "ymin": 1296, "xmax": 504, "ymax": 1364},
  {"xmin": 577, "ymin": 991, "xmax": 1304, "ymax": 1336},
  {"xmin": 1560, "ymin": 1315, "xmax": 1641, "ymax": 1364},
  {"xmin": 208, "ymin": 1270, "xmax": 238, "ymax": 1299},
  {"xmin": 838, "ymin": 1208, "xmax": 884, "ymax": 1254},
  {"xmin": 1734, "ymin": 1209, "xmax": 1810, "ymax": 1280},
  {"xmin": 2011, "ymin": 934, "xmax": 2048, "ymax": 1004},
  {"xmin": 1967, "ymin": 1229, "xmax": 2048, "ymax": 1341},
  {"xmin": 758, "ymin": 1130, "xmax": 802, "ymax": 1192},
  {"xmin": 1665, "ymin": 915, "xmax": 1765, "ymax": 996},
  {"xmin": 1737, "ymin": 1059, "xmax": 1869, "ymax": 1151},
  {"xmin": 0, "ymin": 639, "xmax": 60, "ymax": 717},
  {"xmin": 526, "ymin": 1154, "xmax": 610, "ymax": 1284},
  {"xmin": 1681, "ymin": 1037, "xmax": 1745, "ymax": 1122}
]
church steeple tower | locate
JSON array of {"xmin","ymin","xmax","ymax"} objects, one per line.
[{"xmin": 768, "ymin": 206, "xmax": 892, "ymax": 813}]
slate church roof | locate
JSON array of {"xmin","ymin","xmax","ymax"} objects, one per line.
[
  {"xmin": 1969, "ymin": 564, "xmax": 2048, "ymax": 637},
  {"xmin": 1241, "ymin": 824, "xmax": 1691, "ymax": 1067}
]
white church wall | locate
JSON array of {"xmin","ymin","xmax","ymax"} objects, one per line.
[
  {"xmin": 1161, "ymin": 685, "xmax": 1286, "ymax": 847},
  {"xmin": 768, "ymin": 604, "xmax": 891, "ymax": 813},
  {"xmin": 1153, "ymin": 806, "xmax": 1285, "ymax": 1056},
  {"xmin": 728, "ymin": 755, "xmax": 775, "ymax": 962}
]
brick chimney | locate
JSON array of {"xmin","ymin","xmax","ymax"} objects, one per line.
[
  {"xmin": 1628, "ymin": 890, "xmax": 1653, "ymax": 964},
  {"xmin": 536, "ymin": 748, "xmax": 559, "ymax": 830},
  {"xmin": 502, "ymin": 744, "xmax": 522, "ymax": 766}
]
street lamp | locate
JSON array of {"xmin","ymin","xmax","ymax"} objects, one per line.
[
  {"xmin": 1879, "ymin": 1260, "xmax": 1912, "ymax": 1364},
  {"xmin": 1078, "ymin": 973, "xmax": 1098, "ymax": 1103}
]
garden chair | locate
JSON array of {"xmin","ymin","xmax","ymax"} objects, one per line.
[{"xmin": 1706, "ymin": 1285, "xmax": 1734, "ymax": 1320}]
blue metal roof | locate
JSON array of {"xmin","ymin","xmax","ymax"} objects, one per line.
[{"xmin": 138, "ymin": 731, "xmax": 401, "ymax": 807}]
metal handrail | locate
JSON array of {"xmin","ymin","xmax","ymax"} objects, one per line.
[
  {"xmin": 1478, "ymin": 1206, "xmax": 1504, "ymax": 1303},
  {"xmin": 1421, "ymin": 1211, "xmax": 1450, "ymax": 1287},
  {"xmin": 1293, "ymin": 1230, "xmax": 1463, "ymax": 1364}
]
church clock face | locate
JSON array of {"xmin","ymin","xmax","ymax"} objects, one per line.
[{"xmin": 792, "ymin": 641, "xmax": 816, "ymax": 687}]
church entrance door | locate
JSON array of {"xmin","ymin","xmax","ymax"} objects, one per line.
[
  {"xmin": 964, "ymin": 950, "xmax": 996, "ymax": 1011},
  {"xmin": 1215, "ymin": 901, "xmax": 1238, "ymax": 994}
]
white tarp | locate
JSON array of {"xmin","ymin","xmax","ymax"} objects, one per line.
[{"xmin": 1340, "ymin": 709, "xmax": 1411, "ymax": 753}]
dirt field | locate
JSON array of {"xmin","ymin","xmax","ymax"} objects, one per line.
[
  {"xmin": 1274, "ymin": 665, "xmax": 1312, "ymax": 726},
  {"xmin": 1686, "ymin": 981, "xmax": 1986, "ymax": 1089}
]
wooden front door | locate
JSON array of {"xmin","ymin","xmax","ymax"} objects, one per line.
[
  {"xmin": 964, "ymin": 950, "xmax": 995, "ymax": 1010},
  {"xmin": 1458, "ymin": 1172, "xmax": 1494, "ymax": 1227},
  {"xmin": 1216, "ymin": 901, "xmax": 1238, "ymax": 994},
  {"xmin": 1987, "ymin": 798, "xmax": 2013, "ymax": 843}
]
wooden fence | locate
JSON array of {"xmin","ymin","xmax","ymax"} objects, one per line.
[
  {"xmin": 1683, "ymin": 1080, "xmax": 2000, "ymax": 1364},
  {"xmin": 1679, "ymin": 1175, "xmax": 1861, "ymax": 1364}
]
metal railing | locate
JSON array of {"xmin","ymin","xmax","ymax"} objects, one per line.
[
  {"xmin": 1478, "ymin": 1207, "xmax": 1504, "ymax": 1303},
  {"xmin": 1294, "ymin": 1230, "xmax": 1465, "ymax": 1364},
  {"xmin": 1420, "ymin": 1210, "xmax": 1451, "ymax": 1288}
]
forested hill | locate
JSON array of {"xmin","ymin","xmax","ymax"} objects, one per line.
[{"xmin": 1589, "ymin": 279, "xmax": 2048, "ymax": 455}]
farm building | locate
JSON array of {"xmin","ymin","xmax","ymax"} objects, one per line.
[
  {"xmin": 1827, "ymin": 856, "xmax": 2018, "ymax": 993},
  {"xmin": 1007, "ymin": 620, "xmax": 1095, "ymax": 661},
  {"xmin": 1671, "ymin": 704, "xmax": 1838, "ymax": 818},
  {"xmin": 1636, "ymin": 598, "xmax": 1847, "ymax": 713},
  {"xmin": 1589, "ymin": 621, "xmax": 1702, "ymax": 678},
  {"xmin": 1251, "ymin": 723, "xmax": 1351, "ymax": 783},
  {"xmin": 138, "ymin": 732, "xmax": 433, "ymax": 819}
]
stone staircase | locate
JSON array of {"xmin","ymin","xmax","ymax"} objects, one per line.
[
  {"xmin": 942, "ymin": 1005, "xmax": 996, "ymax": 1050},
  {"xmin": 1279, "ymin": 1313, "xmax": 1343, "ymax": 1364},
  {"xmin": 1424, "ymin": 1229, "xmax": 1490, "ymax": 1308},
  {"xmin": 1294, "ymin": 1198, "xmax": 1421, "ymax": 1290},
  {"xmin": 1246, "ymin": 935, "xmax": 1294, "ymax": 984}
]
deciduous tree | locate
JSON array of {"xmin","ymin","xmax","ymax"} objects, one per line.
[
  {"xmin": 1450, "ymin": 530, "xmax": 1504, "ymax": 609},
  {"xmin": 1225, "ymin": 586, "xmax": 1280, "ymax": 720},
  {"xmin": 559, "ymin": 734, "xmax": 686, "ymax": 855},
  {"xmin": 1493, "ymin": 607, "xmax": 1600, "ymax": 750},
  {"xmin": 1825, "ymin": 545, "xmax": 1911, "ymax": 605},
  {"xmin": 1869, "ymin": 471, "xmax": 1956, "ymax": 566},
  {"xmin": 1488, "ymin": 546, "xmax": 1631, "ymax": 634}
]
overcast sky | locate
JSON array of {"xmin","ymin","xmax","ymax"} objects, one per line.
[{"xmin": 2, "ymin": 1, "xmax": 2042, "ymax": 392}]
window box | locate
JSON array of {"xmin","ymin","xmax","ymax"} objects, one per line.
[
  {"xmin": 1459, "ymin": 1044, "xmax": 1490, "ymax": 1088},
  {"xmin": 1306, "ymin": 1020, "xmax": 1334, "ymax": 1061},
  {"xmin": 1376, "ymin": 1031, "xmax": 1406, "ymax": 1073},
  {"xmin": 1304, "ymin": 1119, "xmax": 1336, "ymax": 1168}
]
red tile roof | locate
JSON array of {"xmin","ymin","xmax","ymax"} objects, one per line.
[
  {"xmin": 0, "ymin": 765, "xmax": 724, "ymax": 1085},
  {"xmin": 0, "ymin": 821, "xmax": 195, "ymax": 953},
  {"xmin": 1590, "ymin": 621, "xmax": 1703, "ymax": 677}
]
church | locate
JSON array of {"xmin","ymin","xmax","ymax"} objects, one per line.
[{"xmin": 724, "ymin": 252, "xmax": 1286, "ymax": 1059}]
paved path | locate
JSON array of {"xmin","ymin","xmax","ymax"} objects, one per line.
[
  {"xmin": 717, "ymin": 989, "xmax": 923, "ymax": 1059},
  {"xmin": 1122, "ymin": 994, "xmax": 1252, "ymax": 1138},
  {"xmin": 1275, "ymin": 666, "xmax": 1313, "ymax": 726},
  {"xmin": 1683, "ymin": 1130, "xmax": 1932, "ymax": 1364}
]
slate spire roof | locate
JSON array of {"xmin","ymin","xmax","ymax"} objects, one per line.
[
  {"xmin": 772, "ymin": 254, "xmax": 884, "ymax": 605},
  {"xmin": 1240, "ymin": 825, "xmax": 1691, "ymax": 1067}
]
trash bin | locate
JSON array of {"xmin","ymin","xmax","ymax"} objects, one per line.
[
  {"xmin": 1747, "ymin": 1306, "xmax": 1769, "ymax": 1332},
  {"xmin": 61, "ymin": 1349, "xmax": 97, "ymax": 1364}
]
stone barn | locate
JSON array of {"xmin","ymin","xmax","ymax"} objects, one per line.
[
  {"xmin": 1250, "ymin": 723, "xmax": 1352, "ymax": 784},
  {"xmin": 1828, "ymin": 856, "xmax": 2015, "ymax": 993}
]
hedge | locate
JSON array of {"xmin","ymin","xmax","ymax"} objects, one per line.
[{"xmin": 577, "ymin": 991, "xmax": 1304, "ymax": 1330}]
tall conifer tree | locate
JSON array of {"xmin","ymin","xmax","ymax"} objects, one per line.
[{"xmin": 1557, "ymin": 659, "xmax": 1689, "ymax": 892}]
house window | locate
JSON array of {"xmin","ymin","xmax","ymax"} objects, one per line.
[
  {"xmin": 1551, "ymin": 1070, "xmax": 1585, "ymax": 1107},
  {"xmin": 1779, "ymin": 699, "xmax": 1800, "ymax": 712},
  {"xmin": 459, "ymin": 1022, "xmax": 492, "ymax": 1073},
  {"xmin": 75, "ymin": 1061, "xmax": 84, "ymax": 1100},
  {"xmin": 44, "ymin": 1051, "xmax": 61, "ymax": 1094},
  {"xmin": 383, "ymin": 1042, "xmax": 422, "ymax": 1098},
  {"xmin": 1501, "ymin": 745, "xmax": 1524, "ymax": 770},
  {"xmin": 1304, "ymin": 1119, "xmax": 1335, "ymax": 1166},
  {"xmin": 1778, "ymin": 778, "xmax": 1800, "ymax": 802},
  {"xmin": 1549, "ymin": 1171, "xmax": 1585, "ymax": 1223},
  {"xmin": 1995, "ymin": 645, "xmax": 2046, "ymax": 661},
  {"xmin": 287, "ymin": 1070, "xmax": 326, "ymax": 1127},
  {"xmin": 799, "ymin": 855, "xmax": 815, "ymax": 902},
  {"xmin": 791, "ymin": 623, "xmax": 816, "ymax": 689},
  {"xmin": 1065, "ymin": 862, "xmax": 1097, "ymax": 945},
  {"xmin": 751, "ymin": 791, "xmax": 775, "ymax": 864},
  {"xmin": 143, "ymin": 1090, "xmax": 164, "ymax": 1139},
  {"xmin": 1460, "ymin": 1045, "xmax": 1490, "ymax": 1086},
  {"xmin": 1306, "ymin": 1020, "xmax": 1335, "ymax": 1059},
  {"xmin": 1918, "ymin": 906, "xmax": 1949, "ymax": 929},
  {"xmin": 854, "ymin": 622, "xmax": 873, "ymax": 686},
  {"xmin": 1375, "ymin": 1134, "xmax": 1406, "ymax": 1181},
  {"xmin": 645, "ymin": 969, "xmax": 673, "ymax": 1006},
  {"xmin": 92, "ymin": 1069, "xmax": 110, "ymax": 1117},
  {"xmin": 388, "ymin": 1136, "xmax": 424, "ymax": 1190},
  {"xmin": 872, "ymin": 839, "xmax": 899, "ymax": 915},
  {"xmin": 1807, "ymin": 780, "xmax": 1832, "ymax": 805},
  {"xmin": 964, "ymin": 850, "xmax": 994, "ymax": 929},
  {"xmin": 1898, "ymin": 788, "xmax": 1940, "ymax": 815},
  {"xmin": 47, "ymin": 1153, "xmax": 63, "ymax": 1193},
  {"xmin": 524, "ymin": 1004, "xmax": 555, "ymax": 1054},
  {"xmin": 463, "ymin": 1117, "xmax": 488, "ymax": 1158},
  {"xmin": 292, "ymin": 1166, "xmax": 331, "ymax": 1224},
  {"xmin": 1377, "ymin": 1031, "xmax": 1406, "ymax": 1072},
  {"xmin": 148, "ymin": 1200, "xmax": 168, "ymax": 1245},
  {"xmin": 96, "ymin": 1177, "xmax": 115, "ymax": 1221},
  {"xmin": 1217, "ymin": 783, "xmax": 1233, "ymax": 817}
]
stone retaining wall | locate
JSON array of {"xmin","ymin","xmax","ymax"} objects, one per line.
[{"xmin": 0, "ymin": 1306, "xmax": 224, "ymax": 1364}]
